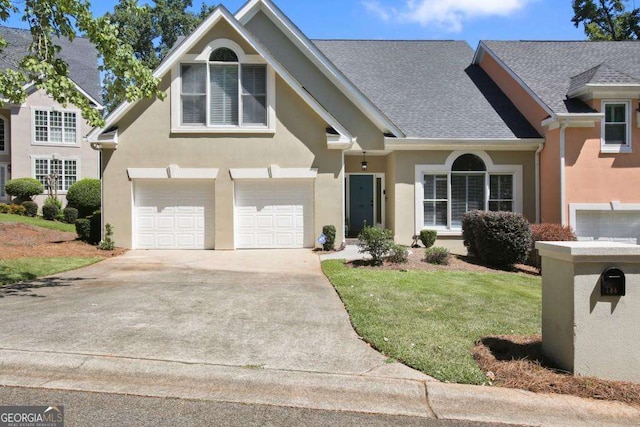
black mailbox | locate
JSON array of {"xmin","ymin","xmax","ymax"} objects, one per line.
[{"xmin": 601, "ymin": 267, "xmax": 626, "ymax": 297}]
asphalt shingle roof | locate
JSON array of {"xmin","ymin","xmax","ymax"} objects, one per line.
[
  {"xmin": 313, "ymin": 40, "xmax": 540, "ymax": 139},
  {"xmin": 0, "ymin": 26, "xmax": 102, "ymax": 103},
  {"xmin": 484, "ymin": 41, "xmax": 640, "ymax": 114}
]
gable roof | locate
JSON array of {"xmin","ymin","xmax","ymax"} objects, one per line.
[
  {"xmin": 314, "ymin": 40, "xmax": 540, "ymax": 140},
  {"xmin": 89, "ymin": 5, "xmax": 354, "ymax": 145},
  {"xmin": 0, "ymin": 26, "xmax": 102, "ymax": 105},
  {"xmin": 479, "ymin": 41, "xmax": 640, "ymax": 114}
]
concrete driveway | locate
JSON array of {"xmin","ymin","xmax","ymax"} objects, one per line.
[{"xmin": 0, "ymin": 250, "xmax": 423, "ymax": 378}]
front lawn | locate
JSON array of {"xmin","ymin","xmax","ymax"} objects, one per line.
[
  {"xmin": 0, "ymin": 257, "xmax": 102, "ymax": 285},
  {"xmin": 0, "ymin": 213, "xmax": 75, "ymax": 233},
  {"xmin": 322, "ymin": 260, "xmax": 541, "ymax": 384}
]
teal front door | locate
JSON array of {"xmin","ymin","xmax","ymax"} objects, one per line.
[{"xmin": 349, "ymin": 175, "xmax": 374, "ymax": 237}]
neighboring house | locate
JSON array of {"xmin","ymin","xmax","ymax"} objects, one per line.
[
  {"xmin": 475, "ymin": 41, "xmax": 640, "ymax": 243},
  {"xmin": 0, "ymin": 27, "xmax": 102, "ymax": 205},
  {"xmin": 87, "ymin": 0, "xmax": 640, "ymax": 250}
]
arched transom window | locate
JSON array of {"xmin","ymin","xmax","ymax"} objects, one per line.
[
  {"xmin": 422, "ymin": 153, "xmax": 516, "ymax": 229},
  {"xmin": 180, "ymin": 43, "xmax": 267, "ymax": 128}
]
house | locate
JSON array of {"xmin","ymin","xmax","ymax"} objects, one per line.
[
  {"xmin": 0, "ymin": 27, "xmax": 102, "ymax": 205},
  {"xmin": 87, "ymin": 0, "xmax": 640, "ymax": 250},
  {"xmin": 475, "ymin": 41, "xmax": 640, "ymax": 243}
]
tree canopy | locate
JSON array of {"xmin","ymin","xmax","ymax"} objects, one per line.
[
  {"xmin": 572, "ymin": 0, "xmax": 640, "ymax": 40},
  {"xmin": 0, "ymin": 0, "xmax": 165, "ymax": 127},
  {"xmin": 102, "ymin": 0, "xmax": 214, "ymax": 111}
]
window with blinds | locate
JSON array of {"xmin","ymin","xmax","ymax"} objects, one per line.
[
  {"xmin": 489, "ymin": 175, "xmax": 514, "ymax": 212},
  {"xmin": 451, "ymin": 174, "xmax": 485, "ymax": 227},
  {"xmin": 241, "ymin": 65, "xmax": 267, "ymax": 125},
  {"xmin": 181, "ymin": 64, "xmax": 207, "ymax": 125},
  {"xmin": 210, "ymin": 64, "xmax": 239, "ymax": 126},
  {"xmin": 33, "ymin": 110, "xmax": 77, "ymax": 144},
  {"xmin": 423, "ymin": 174, "xmax": 448, "ymax": 227},
  {"xmin": 34, "ymin": 158, "xmax": 77, "ymax": 191}
]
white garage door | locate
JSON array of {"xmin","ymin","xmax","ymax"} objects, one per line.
[
  {"xmin": 134, "ymin": 179, "xmax": 215, "ymax": 249},
  {"xmin": 235, "ymin": 180, "xmax": 314, "ymax": 249},
  {"xmin": 575, "ymin": 210, "xmax": 640, "ymax": 244}
]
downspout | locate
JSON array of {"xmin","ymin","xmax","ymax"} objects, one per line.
[
  {"xmin": 534, "ymin": 141, "xmax": 544, "ymax": 224},
  {"xmin": 341, "ymin": 149, "xmax": 347, "ymax": 246},
  {"xmin": 559, "ymin": 122, "xmax": 568, "ymax": 226}
]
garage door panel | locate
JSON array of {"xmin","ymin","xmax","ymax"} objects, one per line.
[
  {"xmin": 134, "ymin": 180, "xmax": 215, "ymax": 250},
  {"xmin": 235, "ymin": 180, "xmax": 314, "ymax": 249},
  {"xmin": 576, "ymin": 210, "xmax": 640, "ymax": 244}
]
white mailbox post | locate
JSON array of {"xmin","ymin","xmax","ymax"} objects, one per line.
[{"xmin": 536, "ymin": 241, "xmax": 640, "ymax": 383}]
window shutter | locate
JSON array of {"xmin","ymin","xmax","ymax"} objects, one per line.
[
  {"xmin": 241, "ymin": 65, "xmax": 267, "ymax": 125},
  {"xmin": 210, "ymin": 64, "xmax": 239, "ymax": 126},
  {"xmin": 181, "ymin": 64, "xmax": 206, "ymax": 125},
  {"xmin": 0, "ymin": 118, "xmax": 5, "ymax": 152},
  {"xmin": 0, "ymin": 165, "xmax": 5, "ymax": 198}
]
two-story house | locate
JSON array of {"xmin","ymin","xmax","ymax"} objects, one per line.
[{"xmin": 0, "ymin": 27, "xmax": 102, "ymax": 205}]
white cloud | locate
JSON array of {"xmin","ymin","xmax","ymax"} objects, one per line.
[{"xmin": 364, "ymin": 0, "xmax": 532, "ymax": 32}]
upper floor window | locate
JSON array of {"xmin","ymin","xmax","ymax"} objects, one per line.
[
  {"xmin": 602, "ymin": 101, "xmax": 631, "ymax": 153},
  {"xmin": 180, "ymin": 47, "xmax": 267, "ymax": 128},
  {"xmin": 33, "ymin": 109, "xmax": 77, "ymax": 144},
  {"xmin": 0, "ymin": 115, "xmax": 6, "ymax": 153}
]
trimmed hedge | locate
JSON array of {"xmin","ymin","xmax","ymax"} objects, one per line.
[
  {"xmin": 419, "ymin": 229, "xmax": 437, "ymax": 248},
  {"xmin": 357, "ymin": 226, "xmax": 394, "ymax": 266},
  {"xmin": 424, "ymin": 246, "xmax": 450, "ymax": 265},
  {"xmin": 42, "ymin": 203, "xmax": 60, "ymax": 221},
  {"xmin": 75, "ymin": 219, "xmax": 91, "ymax": 242},
  {"xmin": 4, "ymin": 178, "xmax": 44, "ymax": 202},
  {"xmin": 462, "ymin": 211, "xmax": 532, "ymax": 269},
  {"xmin": 90, "ymin": 211, "xmax": 102, "ymax": 244},
  {"xmin": 63, "ymin": 207, "xmax": 79, "ymax": 224},
  {"xmin": 21, "ymin": 201, "xmax": 38, "ymax": 217},
  {"xmin": 66, "ymin": 179, "xmax": 101, "ymax": 218},
  {"xmin": 387, "ymin": 243, "xmax": 409, "ymax": 264},
  {"xmin": 528, "ymin": 223, "xmax": 577, "ymax": 270},
  {"xmin": 322, "ymin": 225, "xmax": 337, "ymax": 251}
]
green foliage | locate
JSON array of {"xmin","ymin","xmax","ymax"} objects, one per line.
[
  {"xmin": 357, "ymin": 226, "xmax": 394, "ymax": 266},
  {"xmin": 99, "ymin": 223, "xmax": 115, "ymax": 250},
  {"xmin": 0, "ymin": 0, "xmax": 164, "ymax": 126},
  {"xmin": 4, "ymin": 178, "xmax": 44, "ymax": 201},
  {"xmin": 419, "ymin": 229, "xmax": 437, "ymax": 248},
  {"xmin": 44, "ymin": 196, "xmax": 62, "ymax": 209},
  {"xmin": 461, "ymin": 210, "xmax": 483, "ymax": 257},
  {"xmin": 42, "ymin": 203, "xmax": 60, "ymax": 221},
  {"xmin": 9, "ymin": 204, "xmax": 26, "ymax": 216},
  {"xmin": 572, "ymin": 0, "xmax": 640, "ymax": 40},
  {"xmin": 322, "ymin": 225, "xmax": 337, "ymax": 251},
  {"xmin": 75, "ymin": 218, "xmax": 91, "ymax": 242},
  {"xmin": 424, "ymin": 246, "xmax": 451, "ymax": 265},
  {"xmin": 0, "ymin": 213, "xmax": 75, "ymax": 232},
  {"xmin": 102, "ymin": 0, "xmax": 214, "ymax": 110},
  {"xmin": 387, "ymin": 244, "xmax": 409, "ymax": 264},
  {"xmin": 528, "ymin": 223, "xmax": 578, "ymax": 270},
  {"xmin": 66, "ymin": 179, "xmax": 101, "ymax": 217},
  {"xmin": 90, "ymin": 211, "xmax": 102, "ymax": 245},
  {"xmin": 0, "ymin": 257, "xmax": 102, "ymax": 286},
  {"xmin": 463, "ymin": 211, "xmax": 532, "ymax": 269},
  {"xmin": 0, "ymin": 203, "xmax": 9, "ymax": 214},
  {"xmin": 21, "ymin": 201, "xmax": 38, "ymax": 218},
  {"xmin": 63, "ymin": 207, "xmax": 78, "ymax": 224}
]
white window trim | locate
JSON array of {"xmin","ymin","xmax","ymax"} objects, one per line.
[
  {"xmin": 414, "ymin": 151, "xmax": 523, "ymax": 236},
  {"xmin": 0, "ymin": 114, "xmax": 7, "ymax": 154},
  {"xmin": 171, "ymin": 38, "xmax": 276, "ymax": 134},
  {"xmin": 31, "ymin": 106, "xmax": 81, "ymax": 147},
  {"xmin": 0, "ymin": 162, "xmax": 8, "ymax": 200},
  {"xmin": 31, "ymin": 155, "xmax": 81, "ymax": 194},
  {"xmin": 601, "ymin": 100, "xmax": 632, "ymax": 153}
]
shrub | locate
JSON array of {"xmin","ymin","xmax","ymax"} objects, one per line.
[
  {"xmin": 45, "ymin": 196, "xmax": 62, "ymax": 210},
  {"xmin": 461, "ymin": 210, "xmax": 484, "ymax": 257},
  {"xmin": 463, "ymin": 211, "xmax": 532, "ymax": 269},
  {"xmin": 528, "ymin": 223, "xmax": 577, "ymax": 270},
  {"xmin": 21, "ymin": 201, "xmax": 38, "ymax": 217},
  {"xmin": 424, "ymin": 246, "xmax": 451, "ymax": 265},
  {"xmin": 419, "ymin": 229, "xmax": 437, "ymax": 248},
  {"xmin": 387, "ymin": 243, "xmax": 409, "ymax": 264},
  {"xmin": 321, "ymin": 225, "xmax": 337, "ymax": 251},
  {"xmin": 357, "ymin": 226, "xmax": 394, "ymax": 266},
  {"xmin": 66, "ymin": 179, "xmax": 101, "ymax": 217},
  {"xmin": 42, "ymin": 203, "xmax": 60, "ymax": 221},
  {"xmin": 90, "ymin": 211, "xmax": 102, "ymax": 244},
  {"xmin": 99, "ymin": 223, "xmax": 115, "ymax": 250},
  {"xmin": 4, "ymin": 178, "xmax": 44, "ymax": 202},
  {"xmin": 75, "ymin": 219, "xmax": 91, "ymax": 242},
  {"xmin": 63, "ymin": 207, "xmax": 79, "ymax": 224},
  {"xmin": 0, "ymin": 203, "xmax": 9, "ymax": 214},
  {"xmin": 9, "ymin": 204, "xmax": 26, "ymax": 216}
]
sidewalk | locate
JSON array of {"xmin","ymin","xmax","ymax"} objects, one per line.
[{"xmin": 1, "ymin": 349, "xmax": 638, "ymax": 426}]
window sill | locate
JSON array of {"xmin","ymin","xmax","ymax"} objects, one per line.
[
  {"xmin": 171, "ymin": 126, "xmax": 276, "ymax": 135},
  {"xmin": 420, "ymin": 228, "xmax": 462, "ymax": 237},
  {"xmin": 31, "ymin": 142, "xmax": 80, "ymax": 148},
  {"xmin": 600, "ymin": 145, "xmax": 632, "ymax": 154}
]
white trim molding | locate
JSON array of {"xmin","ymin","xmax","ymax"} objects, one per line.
[
  {"xmin": 414, "ymin": 151, "xmax": 523, "ymax": 235},
  {"xmin": 569, "ymin": 202, "xmax": 640, "ymax": 230},
  {"xmin": 385, "ymin": 137, "xmax": 544, "ymax": 152},
  {"xmin": 127, "ymin": 165, "xmax": 219, "ymax": 180},
  {"xmin": 230, "ymin": 165, "xmax": 318, "ymax": 180},
  {"xmin": 600, "ymin": 100, "xmax": 633, "ymax": 154}
]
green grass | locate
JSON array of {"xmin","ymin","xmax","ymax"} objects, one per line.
[
  {"xmin": 0, "ymin": 257, "xmax": 102, "ymax": 286},
  {"xmin": 0, "ymin": 213, "xmax": 75, "ymax": 232},
  {"xmin": 322, "ymin": 260, "xmax": 541, "ymax": 385}
]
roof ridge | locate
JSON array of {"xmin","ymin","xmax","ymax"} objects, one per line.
[
  {"xmin": 312, "ymin": 39, "xmax": 461, "ymax": 42},
  {"xmin": 0, "ymin": 25, "xmax": 90, "ymax": 41}
]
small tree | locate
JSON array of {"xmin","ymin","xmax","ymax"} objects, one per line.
[
  {"xmin": 357, "ymin": 226, "xmax": 394, "ymax": 266},
  {"xmin": 4, "ymin": 178, "xmax": 44, "ymax": 202}
]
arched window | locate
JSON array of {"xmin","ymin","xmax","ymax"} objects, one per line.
[
  {"xmin": 180, "ymin": 41, "xmax": 267, "ymax": 128},
  {"xmin": 421, "ymin": 152, "xmax": 516, "ymax": 229}
]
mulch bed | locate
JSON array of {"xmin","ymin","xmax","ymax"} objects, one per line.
[
  {"xmin": 0, "ymin": 222, "xmax": 126, "ymax": 259},
  {"xmin": 473, "ymin": 335, "xmax": 640, "ymax": 407}
]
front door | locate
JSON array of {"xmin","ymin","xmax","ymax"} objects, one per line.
[{"xmin": 349, "ymin": 175, "xmax": 374, "ymax": 237}]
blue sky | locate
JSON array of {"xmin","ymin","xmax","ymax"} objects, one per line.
[{"xmin": 4, "ymin": 0, "xmax": 588, "ymax": 47}]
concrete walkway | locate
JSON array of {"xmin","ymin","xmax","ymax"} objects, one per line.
[{"xmin": 0, "ymin": 250, "xmax": 638, "ymax": 425}]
